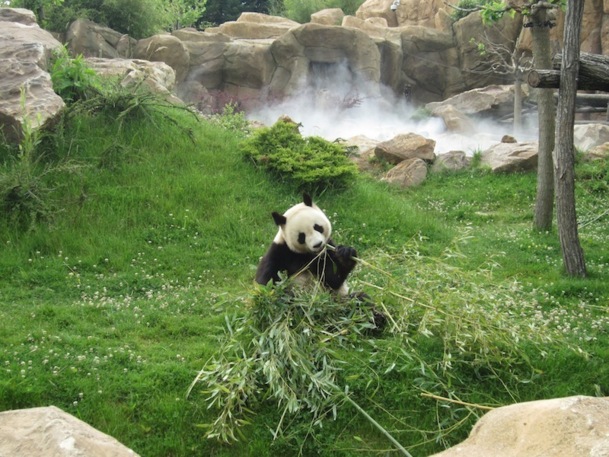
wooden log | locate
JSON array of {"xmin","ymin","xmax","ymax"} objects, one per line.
[{"xmin": 527, "ymin": 52, "xmax": 609, "ymax": 92}]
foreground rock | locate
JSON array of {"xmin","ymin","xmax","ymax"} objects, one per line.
[
  {"xmin": 432, "ymin": 396, "xmax": 609, "ymax": 457},
  {"xmin": 0, "ymin": 7, "xmax": 64, "ymax": 143},
  {"xmin": 0, "ymin": 406, "xmax": 139, "ymax": 456}
]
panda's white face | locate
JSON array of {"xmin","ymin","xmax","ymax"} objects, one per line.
[{"xmin": 273, "ymin": 200, "xmax": 332, "ymax": 255}]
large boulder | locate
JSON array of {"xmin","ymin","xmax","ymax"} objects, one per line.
[
  {"xmin": 356, "ymin": 0, "xmax": 401, "ymax": 27},
  {"xmin": 0, "ymin": 406, "xmax": 139, "ymax": 456},
  {"xmin": 311, "ymin": 8, "xmax": 345, "ymax": 26},
  {"xmin": 480, "ymin": 141, "xmax": 538, "ymax": 173},
  {"xmin": 205, "ymin": 12, "xmax": 299, "ymax": 39},
  {"xmin": 174, "ymin": 30, "xmax": 230, "ymax": 91},
  {"xmin": 573, "ymin": 123, "xmax": 609, "ymax": 151},
  {"xmin": 374, "ymin": 132, "xmax": 436, "ymax": 164},
  {"xmin": 432, "ymin": 150, "xmax": 471, "ymax": 173},
  {"xmin": 0, "ymin": 8, "xmax": 65, "ymax": 144},
  {"xmin": 428, "ymin": 104, "xmax": 476, "ymax": 133},
  {"xmin": 432, "ymin": 396, "xmax": 609, "ymax": 457},
  {"xmin": 223, "ymin": 40, "xmax": 275, "ymax": 89},
  {"xmin": 85, "ymin": 57, "xmax": 178, "ymax": 102},
  {"xmin": 0, "ymin": 7, "xmax": 37, "ymax": 25},
  {"xmin": 393, "ymin": 0, "xmax": 445, "ymax": 28},
  {"xmin": 66, "ymin": 18, "xmax": 136, "ymax": 58},
  {"xmin": 426, "ymin": 85, "xmax": 518, "ymax": 117},
  {"xmin": 383, "ymin": 157, "xmax": 428, "ymax": 187},
  {"xmin": 134, "ymin": 34, "xmax": 190, "ymax": 83},
  {"xmin": 399, "ymin": 25, "xmax": 461, "ymax": 102},
  {"xmin": 269, "ymin": 23, "xmax": 382, "ymax": 96},
  {"xmin": 452, "ymin": 11, "xmax": 523, "ymax": 89}
]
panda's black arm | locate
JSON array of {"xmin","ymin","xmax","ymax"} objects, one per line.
[
  {"xmin": 313, "ymin": 240, "xmax": 358, "ymax": 290},
  {"xmin": 255, "ymin": 244, "xmax": 283, "ymax": 286}
]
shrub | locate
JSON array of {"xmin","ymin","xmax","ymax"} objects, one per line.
[
  {"xmin": 50, "ymin": 47, "xmax": 100, "ymax": 104},
  {"xmin": 0, "ymin": 94, "xmax": 84, "ymax": 228},
  {"xmin": 67, "ymin": 79, "xmax": 199, "ymax": 139},
  {"xmin": 240, "ymin": 119, "xmax": 358, "ymax": 192},
  {"xmin": 208, "ymin": 103, "xmax": 251, "ymax": 135},
  {"xmin": 450, "ymin": 0, "xmax": 492, "ymax": 21},
  {"xmin": 281, "ymin": 0, "xmax": 364, "ymax": 23}
]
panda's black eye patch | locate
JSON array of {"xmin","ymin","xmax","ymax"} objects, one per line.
[
  {"xmin": 314, "ymin": 224, "xmax": 324, "ymax": 234},
  {"xmin": 298, "ymin": 232, "xmax": 306, "ymax": 244}
]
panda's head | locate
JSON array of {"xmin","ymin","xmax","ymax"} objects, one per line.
[{"xmin": 272, "ymin": 194, "xmax": 332, "ymax": 254}]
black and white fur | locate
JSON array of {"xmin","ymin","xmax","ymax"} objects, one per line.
[{"xmin": 255, "ymin": 194, "xmax": 357, "ymax": 295}]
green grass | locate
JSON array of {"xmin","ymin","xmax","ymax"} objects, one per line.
[{"xmin": 1, "ymin": 103, "xmax": 608, "ymax": 456}]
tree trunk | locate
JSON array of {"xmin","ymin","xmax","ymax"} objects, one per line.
[
  {"xmin": 554, "ymin": 0, "xmax": 587, "ymax": 277},
  {"xmin": 513, "ymin": 77, "xmax": 523, "ymax": 134},
  {"xmin": 531, "ymin": 2, "xmax": 555, "ymax": 232},
  {"xmin": 527, "ymin": 51, "xmax": 609, "ymax": 91}
]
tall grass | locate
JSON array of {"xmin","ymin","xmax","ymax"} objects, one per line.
[{"xmin": 1, "ymin": 101, "xmax": 608, "ymax": 456}]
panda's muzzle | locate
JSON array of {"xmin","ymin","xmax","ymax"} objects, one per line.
[{"xmin": 312, "ymin": 241, "xmax": 324, "ymax": 252}]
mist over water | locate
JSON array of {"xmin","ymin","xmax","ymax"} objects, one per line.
[{"xmin": 246, "ymin": 61, "xmax": 536, "ymax": 155}]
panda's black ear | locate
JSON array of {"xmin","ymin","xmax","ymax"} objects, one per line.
[
  {"xmin": 272, "ymin": 211, "xmax": 287, "ymax": 226},
  {"xmin": 303, "ymin": 193, "xmax": 313, "ymax": 207}
]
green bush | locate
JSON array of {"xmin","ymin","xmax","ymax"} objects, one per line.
[
  {"xmin": 0, "ymin": 96, "xmax": 84, "ymax": 229},
  {"xmin": 281, "ymin": 0, "xmax": 364, "ymax": 23},
  {"xmin": 240, "ymin": 119, "xmax": 357, "ymax": 192},
  {"xmin": 50, "ymin": 47, "xmax": 100, "ymax": 103},
  {"xmin": 450, "ymin": 0, "xmax": 492, "ymax": 21}
]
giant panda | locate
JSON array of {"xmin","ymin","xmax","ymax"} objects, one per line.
[{"xmin": 255, "ymin": 193, "xmax": 358, "ymax": 296}]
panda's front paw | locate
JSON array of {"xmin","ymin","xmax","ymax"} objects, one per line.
[{"xmin": 335, "ymin": 245, "xmax": 357, "ymax": 268}]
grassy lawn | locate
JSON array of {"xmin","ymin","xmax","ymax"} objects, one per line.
[{"xmin": 1, "ymin": 101, "xmax": 608, "ymax": 456}]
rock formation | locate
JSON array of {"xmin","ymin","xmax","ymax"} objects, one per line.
[
  {"xmin": 432, "ymin": 396, "xmax": 609, "ymax": 457},
  {"xmin": 0, "ymin": 7, "xmax": 64, "ymax": 143},
  {"xmin": 0, "ymin": 406, "xmax": 139, "ymax": 456}
]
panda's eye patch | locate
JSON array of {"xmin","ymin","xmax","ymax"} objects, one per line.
[
  {"xmin": 314, "ymin": 224, "xmax": 324, "ymax": 234},
  {"xmin": 298, "ymin": 232, "xmax": 306, "ymax": 244}
]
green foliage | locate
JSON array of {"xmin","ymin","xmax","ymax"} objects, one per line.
[
  {"xmin": 67, "ymin": 79, "xmax": 199, "ymax": 139},
  {"xmin": 99, "ymin": 0, "xmax": 170, "ymax": 38},
  {"xmin": 0, "ymin": 104, "xmax": 83, "ymax": 229},
  {"xmin": 207, "ymin": 103, "xmax": 250, "ymax": 135},
  {"xmin": 50, "ymin": 47, "xmax": 100, "ymax": 103},
  {"xmin": 163, "ymin": 0, "xmax": 206, "ymax": 30},
  {"xmin": 19, "ymin": 0, "xmax": 195, "ymax": 37},
  {"xmin": 240, "ymin": 120, "xmax": 357, "ymax": 192},
  {"xmin": 190, "ymin": 280, "xmax": 377, "ymax": 443},
  {"xmin": 1, "ymin": 90, "xmax": 609, "ymax": 456},
  {"xmin": 450, "ymin": 0, "xmax": 490, "ymax": 21},
  {"xmin": 200, "ymin": 0, "xmax": 269, "ymax": 26},
  {"xmin": 577, "ymin": 159, "xmax": 609, "ymax": 195},
  {"xmin": 280, "ymin": 0, "xmax": 364, "ymax": 23}
]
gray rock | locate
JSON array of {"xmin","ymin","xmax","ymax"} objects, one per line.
[
  {"xmin": 383, "ymin": 157, "xmax": 428, "ymax": 187},
  {"xmin": 431, "ymin": 150, "xmax": 471, "ymax": 172},
  {"xmin": 574, "ymin": 123, "xmax": 609, "ymax": 151},
  {"xmin": 311, "ymin": 8, "xmax": 345, "ymax": 26},
  {"xmin": 480, "ymin": 141, "xmax": 538, "ymax": 173},
  {"xmin": 134, "ymin": 34, "xmax": 190, "ymax": 83},
  {"xmin": 66, "ymin": 18, "xmax": 136, "ymax": 58},
  {"xmin": 85, "ymin": 57, "xmax": 179, "ymax": 102},
  {"xmin": 426, "ymin": 85, "xmax": 517, "ymax": 117},
  {"xmin": 0, "ymin": 406, "xmax": 140, "ymax": 457},
  {"xmin": 0, "ymin": 12, "xmax": 64, "ymax": 144},
  {"xmin": 375, "ymin": 132, "xmax": 436, "ymax": 164},
  {"xmin": 432, "ymin": 396, "xmax": 609, "ymax": 457}
]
